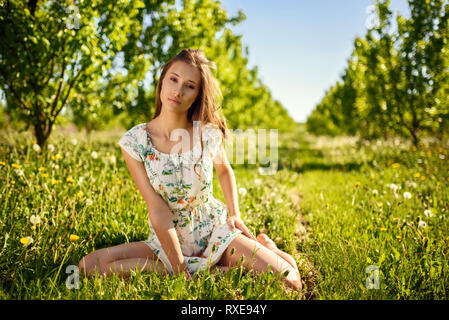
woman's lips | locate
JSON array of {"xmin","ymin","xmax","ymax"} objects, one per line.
[{"xmin": 169, "ymin": 98, "xmax": 181, "ymax": 104}]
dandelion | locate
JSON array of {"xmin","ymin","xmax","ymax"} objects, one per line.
[
  {"xmin": 254, "ymin": 178, "xmax": 262, "ymax": 186},
  {"xmin": 66, "ymin": 177, "xmax": 75, "ymax": 183},
  {"xmin": 85, "ymin": 199, "xmax": 93, "ymax": 206},
  {"xmin": 110, "ymin": 155, "xmax": 116, "ymax": 164},
  {"xmin": 12, "ymin": 163, "xmax": 20, "ymax": 169},
  {"xmin": 277, "ymin": 199, "xmax": 283, "ymax": 204},
  {"xmin": 76, "ymin": 191, "xmax": 84, "ymax": 198},
  {"xmin": 91, "ymin": 151, "xmax": 98, "ymax": 159},
  {"xmin": 71, "ymin": 138, "xmax": 78, "ymax": 145},
  {"xmin": 387, "ymin": 183, "xmax": 399, "ymax": 192},
  {"xmin": 55, "ymin": 154, "xmax": 63, "ymax": 160},
  {"xmin": 392, "ymin": 163, "xmax": 401, "ymax": 168},
  {"xmin": 69, "ymin": 234, "xmax": 80, "ymax": 242},
  {"xmin": 0, "ymin": 161, "xmax": 5, "ymax": 166},
  {"xmin": 372, "ymin": 189, "xmax": 378, "ymax": 196},
  {"xmin": 414, "ymin": 173, "xmax": 420, "ymax": 178},
  {"xmin": 41, "ymin": 173, "xmax": 49, "ymax": 178},
  {"xmin": 32, "ymin": 144, "xmax": 41, "ymax": 152},
  {"xmin": 380, "ymin": 227, "xmax": 387, "ymax": 231},
  {"xmin": 439, "ymin": 154, "xmax": 445, "ymax": 160},
  {"xmin": 238, "ymin": 187, "xmax": 247, "ymax": 196},
  {"xmin": 15, "ymin": 169, "xmax": 24, "ymax": 176},
  {"xmin": 30, "ymin": 215, "xmax": 41, "ymax": 225},
  {"xmin": 38, "ymin": 167, "xmax": 46, "ymax": 172},
  {"xmin": 418, "ymin": 221, "xmax": 427, "ymax": 228},
  {"xmin": 403, "ymin": 192, "xmax": 412, "ymax": 199},
  {"xmin": 355, "ymin": 182, "xmax": 361, "ymax": 187},
  {"xmin": 20, "ymin": 236, "xmax": 33, "ymax": 246},
  {"xmin": 51, "ymin": 179, "xmax": 60, "ymax": 185},
  {"xmin": 47, "ymin": 144, "xmax": 55, "ymax": 152},
  {"xmin": 424, "ymin": 209, "xmax": 433, "ymax": 218}
]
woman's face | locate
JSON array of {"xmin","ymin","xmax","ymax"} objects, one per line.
[{"xmin": 160, "ymin": 61, "xmax": 201, "ymax": 114}]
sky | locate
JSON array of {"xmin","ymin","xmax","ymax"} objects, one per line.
[{"xmin": 218, "ymin": 0, "xmax": 411, "ymax": 123}]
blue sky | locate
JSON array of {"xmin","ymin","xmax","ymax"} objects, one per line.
[{"xmin": 219, "ymin": 0, "xmax": 411, "ymax": 123}]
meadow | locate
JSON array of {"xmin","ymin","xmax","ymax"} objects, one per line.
[{"xmin": 0, "ymin": 123, "xmax": 448, "ymax": 299}]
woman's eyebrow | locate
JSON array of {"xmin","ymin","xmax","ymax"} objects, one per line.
[{"xmin": 169, "ymin": 72, "xmax": 197, "ymax": 84}]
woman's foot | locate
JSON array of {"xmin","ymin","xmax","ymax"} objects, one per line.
[{"xmin": 256, "ymin": 233, "xmax": 299, "ymax": 273}]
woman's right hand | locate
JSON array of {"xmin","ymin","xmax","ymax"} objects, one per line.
[{"xmin": 173, "ymin": 261, "xmax": 192, "ymax": 279}]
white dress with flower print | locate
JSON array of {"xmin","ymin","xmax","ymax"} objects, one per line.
[{"xmin": 117, "ymin": 122, "xmax": 242, "ymax": 275}]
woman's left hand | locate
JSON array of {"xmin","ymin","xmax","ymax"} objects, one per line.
[{"xmin": 227, "ymin": 216, "xmax": 256, "ymax": 241}]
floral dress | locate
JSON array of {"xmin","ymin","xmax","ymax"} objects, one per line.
[{"xmin": 117, "ymin": 122, "xmax": 242, "ymax": 275}]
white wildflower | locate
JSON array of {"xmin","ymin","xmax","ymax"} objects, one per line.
[
  {"xmin": 424, "ymin": 209, "xmax": 433, "ymax": 218},
  {"xmin": 91, "ymin": 151, "xmax": 98, "ymax": 159},
  {"xmin": 71, "ymin": 138, "xmax": 78, "ymax": 145},
  {"xmin": 403, "ymin": 191, "xmax": 412, "ymax": 199},
  {"xmin": 85, "ymin": 198, "xmax": 93, "ymax": 206},
  {"xmin": 254, "ymin": 178, "xmax": 262, "ymax": 186},
  {"xmin": 30, "ymin": 215, "xmax": 41, "ymax": 225},
  {"xmin": 439, "ymin": 154, "xmax": 445, "ymax": 160},
  {"xmin": 418, "ymin": 220, "xmax": 427, "ymax": 228},
  {"xmin": 47, "ymin": 144, "xmax": 55, "ymax": 152},
  {"xmin": 372, "ymin": 189, "xmax": 378, "ymax": 196},
  {"xmin": 15, "ymin": 169, "xmax": 24, "ymax": 176},
  {"xmin": 32, "ymin": 144, "xmax": 41, "ymax": 152},
  {"xmin": 110, "ymin": 155, "xmax": 116, "ymax": 164},
  {"xmin": 387, "ymin": 184, "xmax": 399, "ymax": 192},
  {"xmin": 238, "ymin": 188, "xmax": 247, "ymax": 196}
]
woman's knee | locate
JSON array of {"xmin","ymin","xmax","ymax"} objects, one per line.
[{"xmin": 78, "ymin": 251, "xmax": 104, "ymax": 276}]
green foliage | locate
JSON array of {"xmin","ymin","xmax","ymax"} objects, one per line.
[
  {"xmin": 307, "ymin": 0, "xmax": 449, "ymax": 146},
  {"xmin": 0, "ymin": 0, "xmax": 296, "ymax": 147}
]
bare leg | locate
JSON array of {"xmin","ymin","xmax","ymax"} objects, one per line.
[
  {"xmin": 256, "ymin": 233, "xmax": 299, "ymax": 273},
  {"xmin": 78, "ymin": 241, "xmax": 168, "ymax": 278},
  {"xmin": 218, "ymin": 234, "xmax": 302, "ymax": 291}
]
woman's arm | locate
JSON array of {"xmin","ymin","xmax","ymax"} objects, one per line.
[
  {"xmin": 120, "ymin": 148, "xmax": 190, "ymax": 277},
  {"xmin": 212, "ymin": 143, "xmax": 256, "ymax": 240}
]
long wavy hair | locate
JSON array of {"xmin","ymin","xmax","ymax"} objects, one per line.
[{"xmin": 153, "ymin": 49, "xmax": 228, "ymax": 180}]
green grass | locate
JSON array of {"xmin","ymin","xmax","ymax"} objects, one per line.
[{"xmin": 0, "ymin": 124, "xmax": 448, "ymax": 299}]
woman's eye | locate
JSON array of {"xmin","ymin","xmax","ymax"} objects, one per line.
[{"xmin": 171, "ymin": 77, "xmax": 195, "ymax": 89}]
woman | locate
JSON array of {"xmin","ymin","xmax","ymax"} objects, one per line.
[{"xmin": 77, "ymin": 49, "xmax": 302, "ymax": 291}]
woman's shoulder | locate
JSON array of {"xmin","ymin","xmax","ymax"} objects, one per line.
[{"xmin": 123, "ymin": 123, "xmax": 147, "ymax": 138}]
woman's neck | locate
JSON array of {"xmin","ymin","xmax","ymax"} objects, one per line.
[{"xmin": 152, "ymin": 111, "xmax": 192, "ymax": 140}]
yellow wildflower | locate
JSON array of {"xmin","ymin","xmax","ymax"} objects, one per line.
[
  {"xmin": 38, "ymin": 167, "xmax": 46, "ymax": 171},
  {"xmin": 414, "ymin": 173, "xmax": 420, "ymax": 178},
  {"xmin": 66, "ymin": 177, "xmax": 75, "ymax": 183},
  {"xmin": 76, "ymin": 191, "xmax": 84, "ymax": 198},
  {"xmin": 0, "ymin": 161, "xmax": 6, "ymax": 166},
  {"xmin": 51, "ymin": 179, "xmax": 60, "ymax": 185},
  {"xmin": 392, "ymin": 163, "xmax": 400, "ymax": 168},
  {"xmin": 20, "ymin": 236, "xmax": 33, "ymax": 246},
  {"xmin": 11, "ymin": 180, "xmax": 15, "ymax": 185},
  {"xmin": 55, "ymin": 154, "xmax": 63, "ymax": 160},
  {"xmin": 420, "ymin": 176, "xmax": 425, "ymax": 181},
  {"xmin": 69, "ymin": 234, "xmax": 80, "ymax": 242},
  {"xmin": 41, "ymin": 173, "xmax": 49, "ymax": 178},
  {"xmin": 380, "ymin": 227, "xmax": 387, "ymax": 231},
  {"xmin": 355, "ymin": 182, "xmax": 361, "ymax": 187},
  {"xmin": 12, "ymin": 163, "xmax": 20, "ymax": 169}
]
